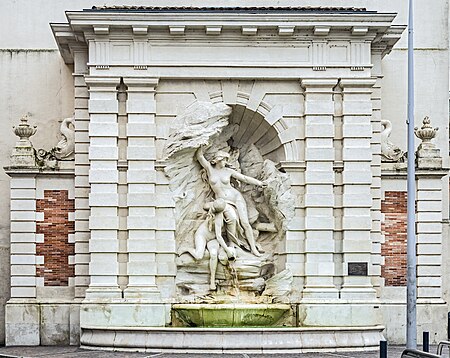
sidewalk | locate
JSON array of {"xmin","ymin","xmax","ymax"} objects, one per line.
[{"xmin": 0, "ymin": 345, "xmax": 415, "ymax": 358}]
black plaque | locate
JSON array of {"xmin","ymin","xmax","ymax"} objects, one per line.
[{"xmin": 348, "ymin": 262, "xmax": 368, "ymax": 276}]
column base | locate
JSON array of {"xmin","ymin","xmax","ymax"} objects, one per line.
[
  {"xmin": 84, "ymin": 287, "xmax": 122, "ymax": 299},
  {"xmin": 340, "ymin": 287, "xmax": 377, "ymax": 300},
  {"xmin": 302, "ymin": 287, "xmax": 339, "ymax": 300},
  {"xmin": 124, "ymin": 286, "xmax": 161, "ymax": 300}
]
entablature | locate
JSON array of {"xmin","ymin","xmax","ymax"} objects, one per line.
[{"xmin": 52, "ymin": 8, "xmax": 405, "ymax": 74}]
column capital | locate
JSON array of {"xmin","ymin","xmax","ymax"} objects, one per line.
[
  {"xmin": 339, "ymin": 78, "xmax": 376, "ymax": 90},
  {"xmin": 300, "ymin": 78, "xmax": 338, "ymax": 90},
  {"xmin": 123, "ymin": 77, "xmax": 159, "ymax": 91},
  {"xmin": 84, "ymin": 76, "xmax": 121, "ymax": 89}
]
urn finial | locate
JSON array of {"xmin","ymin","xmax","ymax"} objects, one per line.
[
  {"xmin": 13, "ymin": 113, "xmax": 37, "ymax": 143},
  {"xmin": 414, "ymin": 116, "xmax": 438, "ymax": 143}
]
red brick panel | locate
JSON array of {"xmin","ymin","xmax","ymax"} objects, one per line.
[
  {"xmin": 381, "ymin": 191, "xmax": 407, "ymax": 286},
  {"xmin": 36, "ymin": 190, "xmax": 75, "ymax": 286}
]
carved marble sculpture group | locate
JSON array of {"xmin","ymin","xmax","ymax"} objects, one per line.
[{"xmin": 163, "ymin": 102, "xmax": 294, "ymax": 301}]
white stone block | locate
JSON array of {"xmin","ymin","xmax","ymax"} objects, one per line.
[
  {"xmin": 89, "ymin": 216, "xmax": 119, "ymax": 230},
  {"xmin": 417, "ymin": 191, "xmax": 442, "ymax": 200},
  {"xmin": 11, "ymin": 276, "xmax": 36, "ymax": 286},
  {"xmin": 305, "ymin": 148, "xmax": 334, "ymax": 161},
  {"xmin": 127, "ymin": 261, "xmax": 157, "ymax": 275},
  {"xmin": 342, "ymin": 101, "xmax": 372, "ymax": 115},
  {"xmin": 417, "ymin": 212, "xmax": 442, "ymax": 222},
  {"xmin": 127, "ymin": 193, "xmax": 156, "ymax": 206},
  {"xmin": 343, "ymin": 147, "xmax": 372, "ymax": 161},
  {"xmin": 11, "ymin": 265, "xmax": 36, "ymax": 276},
  {"xmin": 417, "ymin": 287, "xmax": 441, "ymax": 299},
  {"xmin": 305, "ymin": 238, "xmax": 334, "ymax": 252},
  {"xmin": 416, "ymin": 223, "xmax": 443, "ymax": 234},
  {"xmin": 10, "ymin": 287, "xmax": 36, "ymax": 298},
  {"xmin": 10, "ymin": 211, "xmax": 35, "ymax": 221},
  {"xmin": 417, "ymin": 179, "xmax": 443, "ymax": 190},
  {"xmin": 5, "ymin": 304, "xmax": 39, "ymax": 345},
  {"xmin": 417, "ymin": 244, "xmax": 441, "ymax": 255},
  {"xmin": 304, "ymin": 101, "xmax": 334, "ymax": 115},
  {"xmin": 10, "ymin": 178, "xmax": 36, "ymax": 189},
  {"xmin": 10, "ymin": 233, "xmax": 36, "ymax": 243},
  {"xmin": 305, "ymin": 123, "xmax": 334, "ymax": 138},
  {"xmin": 10, "ymin": 221, "xmax": 36, "ymax": 233},
  {"xmin": 88, "ymin": 99, "xmax": 118, "ymax": 113},
  {"xmin": 305, "ymin": 261, "xmax": 334, "ymax": 275},
  {"xmin": 89, "ymin": 193, "xmax": 118, "ymax": 207},
  {"xmin": 342, "ymin": 193, "xmax": 372, "ymax": 207},
  {"xmin": 11, "ymin": 189, "xmax": 35, "ymax": 199},
  {"xmin": 417, "ymin": 265, "xmax": 441, "ymax": 276},
  {"xmin": 89, "ymin": 263, "xmax": 119, "ymax": 276},
  {"xmin": 342, "ymin": 170, "xmax": 372, "ymax": 184},
  {"xmin": 127, "ymin": 216, "xmax": 155, "ymax": 230},
  {"xmin": 89, "ymin": 147, "xmax": 118, "ymax": 160},
  {"xmin": 305, "ymin": 171, "xmax": 334, "ymax": 184},
  {"xmin": 417, "ymin": 256, "xmax": 441, "ymax": 265},
  {"xmin": 304, "ymin": 193, "xmax": 334, "ymax": 207},
  {"xmin": 418, "ymin": 276, "xmax": 442, "ymax": 287},
  {"xmin": 127, "ymin": 99, "xmax": 156, "ymax": 114},
  {"xmin": 342, "ymin": 216, "xmax": 371, "ymax": 230},
  {"xmin": 11, "ymin": 243, "xmax": 36, "ymax": 254},
  {"xmin": 417, "ymin": 233, "xmax": 442, "ymax": 244},
  {"xmin": 417, "ymin": 200, "xmax": 442, "ymax": 212},
  {"xmin": 305, "ymin": 216, "xmax": 334, "ymax": 230},
  {"xmin": 89, "ymin": 123, "xmax": 118, "ymax": 136},
  {"xmin": 127, "ymin": 147, "xmax": 156, "ymax": 160},
  {"xmin": 89, "ymin": 239, "xmax": 119, "ymax": 253},
  {"xmin": 127, "ymin": 123, "xmax": 156, "ymax": 137},
  {"xmin": 342, "ymin": 239, "xmax": 372, "ymax": 252},
  {"xmin": 11, "ymin": 199, "xmax": 36, "ymax": 211},
  {"xmin": 128, "ymin": 238, "xmax": 157, "ymax": 252},
  {"xmin": 343, "ymin": 124, "xmax": 372, "ymax": 137},
  {"xmin": 127, "ymin": 170, "xmax": 156, "ymax": 183}
]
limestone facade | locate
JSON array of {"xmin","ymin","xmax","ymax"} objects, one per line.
[{"xmin": 0, "ymin": 0, "xmax": 449, "ymax": 349}]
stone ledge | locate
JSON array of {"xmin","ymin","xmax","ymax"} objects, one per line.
[{"xmin": 80, "ymin": 325, "xmax": 385, "ymax": 353}]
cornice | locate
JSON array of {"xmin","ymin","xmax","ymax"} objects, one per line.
[{"xmin": 53, "ymin": 10, "xmax": 404, "ymax": 65}]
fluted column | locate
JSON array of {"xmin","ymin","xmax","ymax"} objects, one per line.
[
  {"xmin": 301, "ymin": 78, "xmax": 339, "ymax": 299},
  {"xmin": 339, "ymin": 78, "xmax": 377, "ymax": 300},
  {"xmin": 123, "ymin": 77, "xmax": 161, "ymax": 299},
  {"xmin": 85, "ymin": 76, "xmax": 121, "ymax": 299}
]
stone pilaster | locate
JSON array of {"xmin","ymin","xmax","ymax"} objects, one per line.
[
  {"xmin": 339, "ymin": 78, "xmax": 377, "ymax": 300},
  {"xmin": 369, "ymin": 52, "xmax": 383, "ymax": 294},
  {"xmin": 72, "ymin": 48, "xmax": 90, "ymax": 298},
  {"xmin": 416, "ymin": 173, "xmax": 445, "ymax": 300},
  {"xmin": 9, "ymin": 176, "xmax": 37, "ymax": 299},
  {"xmin": 123, "ymin": 77, "xmax": 161, "ymax": 299},
  {"xmin": 301, "ymin": 78, "xmax": 338, "ymax": 299},
  {"xmin": 85, "ymin": 76, "xmax": 122, "ymax": 299}
]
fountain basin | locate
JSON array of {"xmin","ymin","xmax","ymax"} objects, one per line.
[{"xmin": 172, "ymin": 303, "xmax": 290, "ymax": 327}]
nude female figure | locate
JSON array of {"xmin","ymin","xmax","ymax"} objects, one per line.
[{"xmin": 196, "ymin": 146, "xmax": 266, "ymax": 257}]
